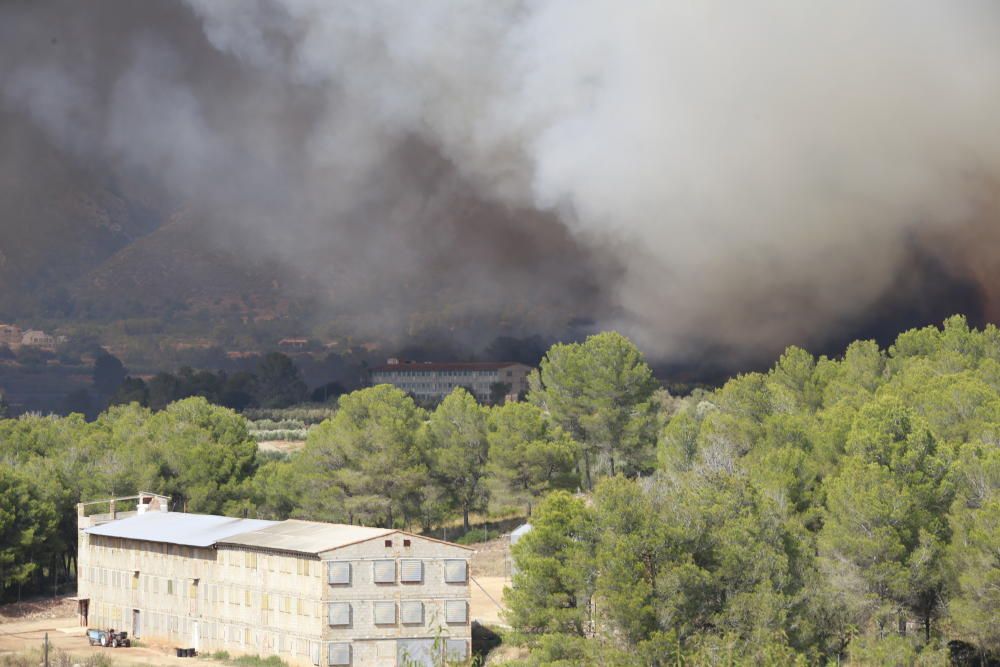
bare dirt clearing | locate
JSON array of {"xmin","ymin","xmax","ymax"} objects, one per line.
[
  {"xmin": 0, "ymin": 597, "xmax": 76, "ymax": 623},
  {"xmin": 0, "ymin": 598, "xmax": 209, "ymax": 665},
  {"xmin": 470, "ymin": 536, "xmax": 512, "ymax": 627},
  {"xmin": 255, "ymin": 439, "xmax": 304, "ymax": 454}
]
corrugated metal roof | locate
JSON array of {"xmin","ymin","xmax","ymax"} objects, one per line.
[
  {"xmin": 218, "ymin": 519, "xmax": 394, "ymax": 554},
  {"xmin": 84, "ymin": 511, "xmax": 472, "ymax": 554},
  {"xmin": 84, "ymin": 511, "xmax": 278, "ymax": 548}
]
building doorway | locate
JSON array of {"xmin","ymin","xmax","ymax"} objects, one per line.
[
  {"xmin": 75, "ymin": 598, "xmax": 89, "ymax": 627},
  {"xmin": 191, "ymin": 620, "xmax": 199, "ymax": 652},
  {"xmin": 132, "ymin": 609, "xmax": 141, "ymax": 638}
]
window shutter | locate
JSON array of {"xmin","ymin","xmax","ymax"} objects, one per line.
[
  {"xmin": 373, "ymin": 601, "xmax": 397, "ymax": 625},
  {"xmin": 373, "ymin": 559, "xmax": 396, "ymax": 583},
  {"xmin": 328, "ymin": 643, "xmax": 351, "ymax": 666},
  {"xmin": 328, "ymin": 562, "xmax": 351, "ymax": 585},
  {"xmin": 328, "ymin": 602, "xmax": 351, "ymax": 627},
  {"xmin": 444, "ymin": 559, "xmax": 468, "ymax": 583},
  {"xmin": 400, "ymin": 559, "xmax": 423, "ymax": 583},
  {"xmin": 310, "ymin": 641, "xmax": 320, "ymax": 666},
  {"xmin": 445, "ymin": 639, "xmax": 468, "ymax": 661},
  {"xmin": 400, "ymin": 600, "xmax": 423, "ymax": 625},
  {"xmin": 445, "ymin": 600, "xmax": 468, "ymax": 624}
]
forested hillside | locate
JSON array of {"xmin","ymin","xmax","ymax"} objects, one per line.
[
  {"xmin": 509, "ymin": 316, "xmax": 1000, "ymax": 665},
  {"xmin": 1, "ymin": 317, "xmax": 999, "ymax": 664}
]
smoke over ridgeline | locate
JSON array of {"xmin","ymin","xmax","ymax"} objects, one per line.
[{"xmin": 3, "ymin": 1, "xmax": 1000, "ymax": 364}]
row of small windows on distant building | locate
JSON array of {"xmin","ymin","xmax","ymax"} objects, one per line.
[
  {"xmin": 326, "ymin": 599, "xmax": 468, "ymax": 627},
  {"xmin": 92, "ymin": 601, "xmax": 467, "ymax": 667},
  {"xmin": 374, "ymin": 370, "xmax": 504, "ymax": 378},
  {"xmin": 388, "ymin": 382, "xmax": 491, "ymax": 392},
  {"xmin": 327, "ymin": 639, "xmax": 468, "ymax": 666},
  {"xmin": 327, "ymin": 558, "xmax": 467, "ymax": 585},
  {"xmin": 84, "ymin": 558, "xmax": 467, "ymax": 595}
]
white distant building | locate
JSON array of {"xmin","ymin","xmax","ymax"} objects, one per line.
[
  {"xmin": 21, "ymin": 329, "xmax": 55, "ymax": 347},
  {"xmin": 77, "ymin": 494, "xmax": 473, "ymax": 666},
  {"xmin": 369, "ymin": 359, "xmax": 532, "ymax": 402}
]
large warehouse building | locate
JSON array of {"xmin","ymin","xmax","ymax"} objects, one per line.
[
  {"xmin": 76, "ymin": 494, "xmax": 473, "ymax": 666},
  {"xmin": 368, "ymin": 359, "xmax": 532, "ymax": 403}
]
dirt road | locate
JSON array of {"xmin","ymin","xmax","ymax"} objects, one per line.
[{"xmin": 0, "ymin": 615, "xmax": 204, "ymax": 665}]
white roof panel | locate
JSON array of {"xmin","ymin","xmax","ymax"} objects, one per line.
[
  {"xmin": 84, "ymin": 511, "xmax": 277, "ymax": 548},
  {"xmin": 218, "ymin": 519, "xmax": 394, "ymax": 554},
  {"xmin": 511, "ymin": 523, "xmax": 533, "ymax": 538},
  {"xmin": 84, "ymin": 512, "xmax": 471, "ymax": 554}
]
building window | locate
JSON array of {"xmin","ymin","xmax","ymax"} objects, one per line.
[
  {"xmin": 328, "ymin": 602, "xmax": 351, "ymax": 627},
  {"xmin": 400, "ymin": 559, "xmax": 423, "ymax": 583},
  {"xmin": 373, "ymin": 601, "xmax": 396, "ymax": 625},
  {"xmin": 445, "ymin": 639, "xmax": 469, "ymax": 661},
  {"xmin": 403, "ymin": 539, "xmax": 411, "ymax": 547},
  {"xmin": 400, "ymin": 600, "xmax": 423, "ymax": 625},
  {"xmin": 327, "ymin": 562, "xmax": 351, "ymax": 585},
  {"xmin": 384, "ymin": 539, "xmax": 393, "ymax": 547},
  {"xmin": 328, "ymin": 643, "xmax": 351, "ymax": 666},
  {"xmin": 445, "ymin": 600, "xmax": 468, "ymax": 624},
  {"xmin": 373, "ymin": 559, "xmax": 396, "ymax": 584},
  {"xmin": 444, "ymin": 559, "xmax": 468, "ymax": 583}
]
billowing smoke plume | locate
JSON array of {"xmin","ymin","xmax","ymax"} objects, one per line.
[{"xmin": 3, "ymin": 0, "xmax": 1000, "ymax": 364}]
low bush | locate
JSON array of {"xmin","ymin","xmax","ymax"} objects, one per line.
[
  {"xmin": 455, "ymin": 528, "xmax": 494, "ymax": 544},
  {"xmin": 228, "ymin": 655, "xmax": 288, "ymax": 667}
]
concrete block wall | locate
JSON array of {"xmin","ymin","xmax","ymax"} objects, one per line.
[{"xmin": 319, "ymin": 535, "xmax": 472, "ymax": 666}]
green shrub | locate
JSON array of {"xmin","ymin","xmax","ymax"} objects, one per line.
[
  {"xmin": 249, "ymin": 428, "xmax": 309, "ymax": 442},
  {"xmin": 229, "ymin": 655, "xmax": 288, "ymax": 667},
  {"xmin": 456, "ymin": 528, "xmax": 494, "ymax": 544},
  {"xmin": 243, "ymin": 407, "xmax": 334, "ymax": 424}
]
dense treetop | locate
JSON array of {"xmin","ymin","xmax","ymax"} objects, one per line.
[{"xmin": 508, "ymin": 316, "xmax": 1000, "ymax": 665}]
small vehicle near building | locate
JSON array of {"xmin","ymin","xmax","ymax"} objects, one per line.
[{"xmin": 86, "ymin": 628, "xmax": 131, "ymax": 648}]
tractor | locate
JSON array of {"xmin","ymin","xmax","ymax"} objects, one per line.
[{"xmin": 86, "ymin": 628, "xmax": 131, "ymax": 648}]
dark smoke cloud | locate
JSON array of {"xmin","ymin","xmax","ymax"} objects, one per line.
[
  {"xmin": 0, "ymin": 0, "xmax": 611, "ymax": 345},
  {"xmin": 2, "ymin": 0, "xmax": 1000, "ymax": 367}
]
